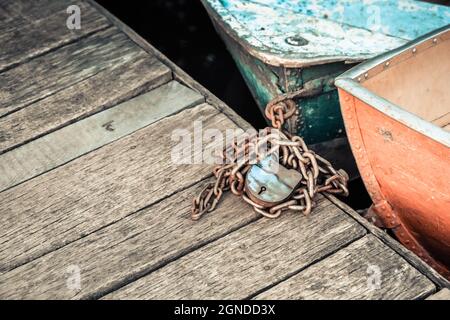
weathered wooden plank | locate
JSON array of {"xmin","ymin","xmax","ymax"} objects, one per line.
[
  {"xmin": 0, "ymin": 81, "xmax": 203, "ymax": 192},
  {"xmin": 0, "ymin": 51, "xmax": 172, "ymax": 154},
  {"xmin": 426, "ymin": 288, "xmax": 450, "ymax": 300},
  {"xmin": 202, "ymin": 0, "xmax": 449, "ymax": 67},
  {"xmin": 0, "ymin": 182, "xmax": 259, "ymax": 299},
  {"xmin": 0, "ymin": 0, "xmax": 110, "ymax": 72},
  {"xmin": 248, "ymin": 0, "xmax": 450, "ymax": 41},
  {"xmin": 0, "ymin": 27, "xmax": 162, "ymax": 117},
  {"xmin": 0, "ymin": 7, "xmax": 11, "ymax": 22},
  {"xmin": 325, "ymin": 194, "xmax": 450, "ymax": 288},
  {"xmin": 255, "ymin": 235, "xmax": 435, "ymax": 300},
  {"xmin": 1, "ymin": 0, "xmax": 79, "ymax": 21},
  {"xmin": 202, "ymin": 0, "xmax": 406, "ymax": 67},
  {"xmin": 88, "ymin": 0, "xmax": 254, "ymax": 132},
  {"xmin": 0, "ymin": 104, "xmax": 237, "ymax": 273},
  {"xmin": 105, "ymin": 198, "xmax": 366, "ymax": 299}
]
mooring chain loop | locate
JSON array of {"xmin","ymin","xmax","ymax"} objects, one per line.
[
  {"xmin": 191, "ymin": 97, "xmax": 349, "ymax": 220},
  {"xmin": 265, "ymin": 99, "xmax": 297, "ymax": 129}
]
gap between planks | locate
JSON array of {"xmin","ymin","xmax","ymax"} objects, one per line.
[
  {"xmin": 254, "ymin": 235, "xmax": 435, "ymax": 300},
  {"xmin": 0, "ymin": 180, "xmax": 260, "ymax": 299},
  {"xmin": 0, "ymin": 81, "xmax": 203, "ymax": 192},
  {"xmin": 0, "ymin": 18, "xmax": 174, "ymax": 154},
  {"xmin": 426, "ymin": 288, "xmax": 450, "ymax": 300},
  {"xmin": 0, "ymin": 0, "xmax": 110, "ymax": 73},
  {"xmin": 325, "ymin": 194, "xmax": 450, "ymax": 288}
]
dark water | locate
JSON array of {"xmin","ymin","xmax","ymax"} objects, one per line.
[{"xmin": 96, "ymin": 0, "xmax": 374, "ymax": 209}]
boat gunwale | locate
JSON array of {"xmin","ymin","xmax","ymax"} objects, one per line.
[{"xmin": 335, "ymin": 25, "xmax": 450, "ymax": 148}]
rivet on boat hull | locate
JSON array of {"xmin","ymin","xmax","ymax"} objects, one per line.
[{"xmin": 285, "ymin": 35, "xmax": 309, "ymax": 46}]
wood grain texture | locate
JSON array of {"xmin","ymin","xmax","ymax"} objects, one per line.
[
  {"xmin": 0, "ymin": 81, "xmax": 203, "ymax": 192},
  {"xmin": 426, "ymin": 288, "xmax": 450, "ymax": 300},
  {"xmin": 87, "ymin": 0, "xmax": 254, "ymax": 132},
  {"xmin": 0, "ymin": 0, "xmax": 110, "ymax": 72},
  {"xmin": 0, "ymin": 27, "xmax": 161, "ymax": 117},
  {"xmin": 1, "ymin": 0, "xmax": 81, "ymax": 21},
  {"xmin": 0, "ymin": 50, "xmax": 171, "ymax": 154},
  {"xmin": 0, "ymin": 182, "xmax": 259, "ymax": 299},
  {"xmin": 255, "ymin": 235, "xmax": 435, "ymax": 300},
  {"xmin": 0, "ymin": 104, "xmax": 238, "ymax": 273},
  {"xmin": 105, "ymin": 197, "xmax": 366, "ymax": 299}
]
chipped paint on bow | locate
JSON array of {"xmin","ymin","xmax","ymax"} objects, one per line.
[{"xmin": 208, "ymin": 0, "xmax": 450, "ymax": 66}]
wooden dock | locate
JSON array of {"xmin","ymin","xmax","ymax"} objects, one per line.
[{"xmin": 0, "ymin": 0, "xmax": 448, "ymax": 300}]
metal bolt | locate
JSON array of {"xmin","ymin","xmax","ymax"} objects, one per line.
[{"xmin": 285, "ymin": 35, "xmax": 309, "ymax": 46}]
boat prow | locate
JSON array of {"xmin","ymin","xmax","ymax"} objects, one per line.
[
  {"xmin": 336, "ymin": 25, "xmax": 450, "ymax": 279},
  {"xmin": 201, "ymin": 0, "xmax": 450, "ymax": 178}
]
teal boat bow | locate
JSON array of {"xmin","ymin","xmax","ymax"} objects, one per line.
[{"xmin": 201, "ymin": 0, "xmax": 450, "ymax": 145}]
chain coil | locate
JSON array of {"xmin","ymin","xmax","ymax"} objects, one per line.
[{"xmin": 192, "ymin": 97, "xmax": 349, "ymax": 220}]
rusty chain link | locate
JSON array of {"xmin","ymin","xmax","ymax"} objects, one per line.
[{"xmin": 192, "ymin": 97, "xmax": 349, "ymax": 221}]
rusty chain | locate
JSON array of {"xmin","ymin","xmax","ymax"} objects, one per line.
[{"xmin": 192, "ymin": 97, "xmax": 349, "ymax": 221}]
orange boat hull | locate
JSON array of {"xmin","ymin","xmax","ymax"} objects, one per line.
[
  {"xmin": 338, "ymin": 90, "xmax": 450, "ymax": 279},
  {"xmin": 336, "ymin": 26, "xmax": 450, "ymax": 280}
]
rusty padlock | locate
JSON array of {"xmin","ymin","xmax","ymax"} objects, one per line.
[{"xmin": 244, "ymin": 154, "xmax": 303, "ymax": 208}]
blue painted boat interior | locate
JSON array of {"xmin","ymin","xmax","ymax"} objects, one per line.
[{"xmin": 215, "ymin": 0, "xmax": 450, "ymax": 64}]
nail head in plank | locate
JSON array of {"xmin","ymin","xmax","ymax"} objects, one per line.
[
  {"xmin": 0, "ymin": 0, "xmax": 110, "ymax": 72},
  {"xmin": 104, "ymin": 198, "xmax": 366, "ymax": 299},
  {"xmin": 0, "ymin": 81, "xmax": 203, "ymax": 192},
  {"xmin": 0, "ymin": 104, "xmax": 236, "ymax": 272},
  {"xmin": 426, "ymin": 288, "xmax": 450, "ymax": 300},
  {"xmin": 0, "ymin": 182, "xmax": 258, "ymax": 299},
  {"xmin": 255, "ymin": 235, "xmax": 435, "ymax": 300},
  {"xmin": 0, "ymin": 27, "xmax": 153, "ymax": 117}
]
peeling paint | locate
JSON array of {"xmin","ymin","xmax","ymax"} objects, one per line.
[{"xmin": 202, "ymin": 0, "xmax": 450, "ymax": 145}]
